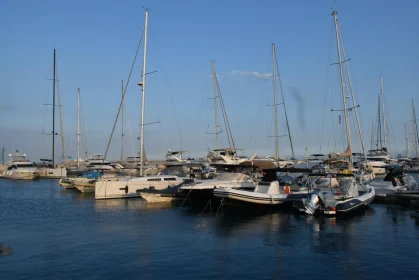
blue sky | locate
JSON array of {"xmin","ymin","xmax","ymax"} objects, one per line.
[{"xmin": 1, "ymin": 0, "xmax": 418, "ymax": 162}]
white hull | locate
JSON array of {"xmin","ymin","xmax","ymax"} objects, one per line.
[
  {"xmin": 72, "ymin": 178, "xmax": 96, "ymax": 193},
  {"xmin": 38, "ymin": 167, "xmax": 67, "ymax": 179},
  {"xmin": 74, "ymin": 184, "xmax": 95, "ymax": 193},
  {"xmin": 214, "ymin": 188, "xmax": 287, "ymax": 205},
  {"xmin": 372, "ymin": 166, "xmax": 386, "ymax": 175},
  {"xmin": 95, "ymin": 176, "xmax": 185, "ymax": 200},
  {"xmin": 1, "ymin": 170, "xmax": 40, "ymax": 180},
  {"xmin": 59, "ymin": 178, "xmax": 75, "ymax": 189}
]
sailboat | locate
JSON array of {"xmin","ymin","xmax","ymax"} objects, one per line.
[
  {"xmin": 206, "ymin": 60, "xmax": 255, "ymax": 166},
  {"xmin": 294, "ymin": 10, "xmax": 375, "ymax": 216},
  {"xmin": 95, "ymin": 9, "xmax": 182, "ymax": 199},
  {"xmin": 38, "ymin": 49, "xmax": 67, "ymax": 179},
  {"xmin": 365, "ymin": 77, "xmax": 392, "ymax": 175}
]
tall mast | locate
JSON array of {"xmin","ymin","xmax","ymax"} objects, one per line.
[
  {"xmin": 212, "ymin": 60, "xmax": 219, "ymax": 150},
  {"xmin": 56, "ymin": 62, "xmax": 65, "ymax": 162},
  {"xmin": 332, "ymin": 10, "xmax": 352, "ymax": 166},
  {"xmin": 272, "ymin": 44, "xmax": 279, "ymax": 165},
  {"xmin": 413, "ymin": 99, "xmax": 419, "ymax": 158},
  {"xmin": 380, "ymin": 76, "xmax": 387, "ymax": 150},
  {"xmin": 377, "ymin": 96, "xmax": 382, "ymax": 149},
  {"xmin": 139, "ymin": 9, "xmax": 148, "ymax": 177},
  {"xmin": 52, "ymin": 49, "xmax": 56, "ymax": 167},
  {"xmin": 121, "ymin": 80, "xmax": 124, "ymax": 162},
  {"xmin": 77, "ymin": 88, "xmax": 80, "ymax": 169},
  {"xmin": 370, "ymin": 119, "xmax": 374, "ymax": 152},
  {"xmin": 338, "ymin": 25, "xmax": 366, "ymax": 160},
  {"xmin": 1, "ymin": 147, "xmax": 5, "ymax": 165},
  {"xmin": 405, "ymin": 123, "xmax": 409, "ymax": 157}
]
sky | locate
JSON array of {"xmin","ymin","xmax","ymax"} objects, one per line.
[{"xmin": 1, "ymin": 0, "xmax": 419, "ymax": 162}]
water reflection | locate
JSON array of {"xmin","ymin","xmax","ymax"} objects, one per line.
[{"xmin": 94, "ymin": 198, "xmax": 178, "ymax": 213}]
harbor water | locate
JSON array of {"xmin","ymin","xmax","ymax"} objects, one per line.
[{"xmin": 1, "ymin": 178, "xmax": 419, "ymax": 280}]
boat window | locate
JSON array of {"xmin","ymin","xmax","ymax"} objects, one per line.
[
  {"xmin": 16, "ymin": 164, "xmax": 35, "ymax": 168},
  {"xmin": 164, "ymin": 178, "xmax": 177, "ymax": 181},
  {"xmin": 147, "ymin": 178, "xmax": 161, "ymax": 182}
]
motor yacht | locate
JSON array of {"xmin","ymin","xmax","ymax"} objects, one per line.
[{"xmin": 0, "ymin": 151, "xmax": 40, "ymax": 180}]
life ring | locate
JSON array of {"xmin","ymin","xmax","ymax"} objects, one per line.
[{"xmin": 285, "ymin": 185, "xmax": 291, "ymax": 194}]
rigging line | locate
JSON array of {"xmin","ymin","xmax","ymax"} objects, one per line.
[
  {"xmin": 103, "ymin": 31, "xmax": 144, "ymax": 161},
  {"xmin": 41, "ymin": 79, "xmax": 52, "ymax": 134},
  {"xmin": 383, "ymin": 94, "xmax": 397, "ymax": 150},
  {"xmin": 215, "ymin": 75, "xmax": 233, "ymax": 149},
  {"xmin": 252, "ymin": 89, "xmax": 265, "ymax": 154},
  {"xmin": 219, "ymin": 87, "xmax": 235, "ymax": 149},
  {"xmin": 338, "ymin": 23, "xmax": 366, "ymax": 158},
  {"xmin": 80, "ymin": 94, "xmax": 88, "ymax": 158},
  {"xmin": 319, "ymin": 19, "xmax": 335, "ymax": 152},
  {"xmin": 273, "ymin": 48, "xmax": 294, "ymax": 158},
  {"xmin": 55, "ymin": 61, "xmax": 65, "ymax": 161},
  {"xmin": 169, "ymin": 95, "xmax": 182, "ymax": 147}
]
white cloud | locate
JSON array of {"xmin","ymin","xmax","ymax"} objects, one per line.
[{"xmin": 225, "ymin": 70, "xmax": 272, "ymax": 79}]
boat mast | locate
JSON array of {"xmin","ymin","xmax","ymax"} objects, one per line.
[
  {"xmin": 1, "ymin": 147, "xmax": 5, "ymax": 165},
  {"xmin": 333, "ymin": 10, "xmax": 352, "ymax": 166},
  {"xmin": 212, "ymin": 60, "xmax": 219, "ymax": 150},
  {"xmin": 380, "ymin": 76, "xmax": 387, "ymax": 151},
  {"xmin": 338, "ymin": 25, "xmax": 366, "ymax": 160},
  {"xmin": 377, "ymin": 96, "xmax": 382, "ymax": 150},
  {"xmin": 272, "ymin": 44, "xmax": 279, "ymax": 165},
  {"xmin": 370, "ymin": 119, "xmax": 374, "ymax": 152},
  {"xmin": 121, "ymin": 80, "xmax": 124, "ymax": 162},
  {"xmin": 52, "ymin": 49, "xmax": 56, "ymax": 167},
  {"xmin": 413, "ymin": 99, "xmax": 419, "ymax": 158},
  {"xmin": 405, "ymin": 123, "xmax": 409, "ymax": 157},
  {"xmin": 77, "ymin": 88, "xmax": 80, "ymax": 169},
  {"xmin": 139, "ymin": 9, "xmax": 149, "ymax": 177},
  {"xmin": 56, "ymin": 62, "xmax": 65, "ymax": 162}
]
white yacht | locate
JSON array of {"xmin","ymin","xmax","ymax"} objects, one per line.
[
  {"xmin": 1, "ymin": 151, "xmax": 40, "ymax": 180},
  {"xmin": 396, "ymin": 153, "xmax": 410, "ymax": 163},
  {"xmin": 180, "ymin": 171, "xmax": 257, "ymax": 201},
  {"xmin": 366, "ymin": 155, "xmax": 389, "ymax": 175},
  {"xmin": 86, "ymin": 154, "xmax": 115, "ymax": 171},
  {"xmin": 95, "ymin": 164, "xmax": 200, "ymax": 199}
]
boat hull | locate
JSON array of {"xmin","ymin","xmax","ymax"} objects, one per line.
[
  {"xmin": 214, "ymin": 188, "xmax": 286, "ymax": 205},
  {"xmin": 1, "ymin": 170, "xmax": 40, "ymax": 180},
  {"xmin": 38, "ymin": 167, "xmax": 67, "ymax": 179},
  {"xmin": 59, "ymin": 178, "xmax": 75, "ymax": 189},
  {"xmin": 95, "ymin": 179, "xmax": 184, "ymax": 200},
  {"xmin": 295, "ymin": 187, "xmax": 376, "ymax": 216}
]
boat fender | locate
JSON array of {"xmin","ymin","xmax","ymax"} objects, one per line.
[{"xmin": 285, "ymin": 185, "xmax": 291, "ymax": 194}]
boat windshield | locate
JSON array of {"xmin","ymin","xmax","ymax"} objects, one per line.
[
  {"xmin": 15, "ymin": 164, "xmax": 35, "ymax": 168},
  {"xmin": 216, "ymin": 173, "xmax": 251, "ymax": 181}
]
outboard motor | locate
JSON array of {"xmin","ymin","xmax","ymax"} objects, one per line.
[{"xmin": 304, "ymin": 189, "xmax": 325, "ymax": 215}]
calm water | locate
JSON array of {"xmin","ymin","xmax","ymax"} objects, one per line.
[{"xmin": 1, "ymin": 179, "xmax": 419, "ymax": 280}]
